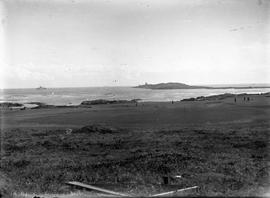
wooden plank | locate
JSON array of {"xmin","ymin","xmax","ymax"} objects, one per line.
[
  {"xmin": 151, "ymin": 186, "xmax": 198, "ymax": 197},
  {"xmin": 66, "ymin": 181, "xmax": 131, "ymax": 197}
]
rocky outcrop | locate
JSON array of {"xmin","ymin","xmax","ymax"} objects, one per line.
[
  {"xmin": 181, "ymin": 93, "xmax": 235, "ymax": 101},
  {"xmin": 80, "ymin": 99, "xmax": 140, "ymax": 105},
  {"xmin": 0, "ymin": 102, "xmax": 23, "ymax": 107}
]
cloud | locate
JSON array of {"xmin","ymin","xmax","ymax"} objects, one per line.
[{"xmin": 3, "ymin": 64, "xmax": 53, "ymax": 81}]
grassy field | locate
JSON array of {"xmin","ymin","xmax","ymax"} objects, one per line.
[{"xmin": 1, "ymin": 93, "xmax": 269, "ymax": 196}]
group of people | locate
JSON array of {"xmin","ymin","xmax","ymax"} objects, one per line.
[{"xmin": 234, "ymin": 96, "xmax": 251, "ymax": 103}]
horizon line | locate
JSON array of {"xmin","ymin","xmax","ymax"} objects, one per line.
[{"xmin": 1, "ymin": 82, "xmax": 270, "ymax": 90}]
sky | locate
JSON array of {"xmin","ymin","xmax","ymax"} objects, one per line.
[{"xmin": 0, "ymin": 0, "xmax": 269, "ymax": 88}]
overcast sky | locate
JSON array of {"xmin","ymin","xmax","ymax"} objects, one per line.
[{"xmin": 0, "ymin": 0, "xmax": 269, "ymax": 88}]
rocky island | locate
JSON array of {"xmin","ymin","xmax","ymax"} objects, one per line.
[
  {"xmin": 134, "ymin": 82, "xmax": 209, "ymax": 89},
  {"xmin": 135, "ymin": 82, "xmax": 270, "ymax": 90}
]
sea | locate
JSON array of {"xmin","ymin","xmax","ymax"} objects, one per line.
[{"xmin": 1, "ymin": 86, "xmax": 270, "ymax": 106}]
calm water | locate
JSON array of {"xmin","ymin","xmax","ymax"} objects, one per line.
[{"xmin": 1, "ymin": 87, "xmax": 270, "ymax": 105}]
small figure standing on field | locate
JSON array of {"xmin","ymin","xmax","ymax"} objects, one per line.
[{"xmin": 234, "ymin": 98, "xmax": 237, "ymax": 103}]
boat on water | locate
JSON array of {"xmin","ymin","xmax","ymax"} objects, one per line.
[{"xmin": 36, "ymin": 86, "xmax": 47, "ymax": 90}]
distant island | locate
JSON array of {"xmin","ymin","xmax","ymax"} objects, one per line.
[
  {"xmin": 134, "ymin": 82, "xmax": 209, "ymax": 89},
  {"xmin": 36, "ymin": 86, "xmax": 47, "ymax": 90},
  {"xmin": 134, "ymin": 82, "xmax": 270, "ymax": 90}
]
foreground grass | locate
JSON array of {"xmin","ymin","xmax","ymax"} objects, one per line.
[
  {"xmin": 1, "ymin": 121, "xmax": 269, "ymax": 196},
  {"xmin": 14, "ymin": 192, "xmax": 115, "ymax": 198}
]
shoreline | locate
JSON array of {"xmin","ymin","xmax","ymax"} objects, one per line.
[
  {"xmin": 1, "ymin": 91, "xmax": 269, "ymax": 110},
  {"xmin": 181, "ymin": 92, "xmax": 270, "ymax": 102}
]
